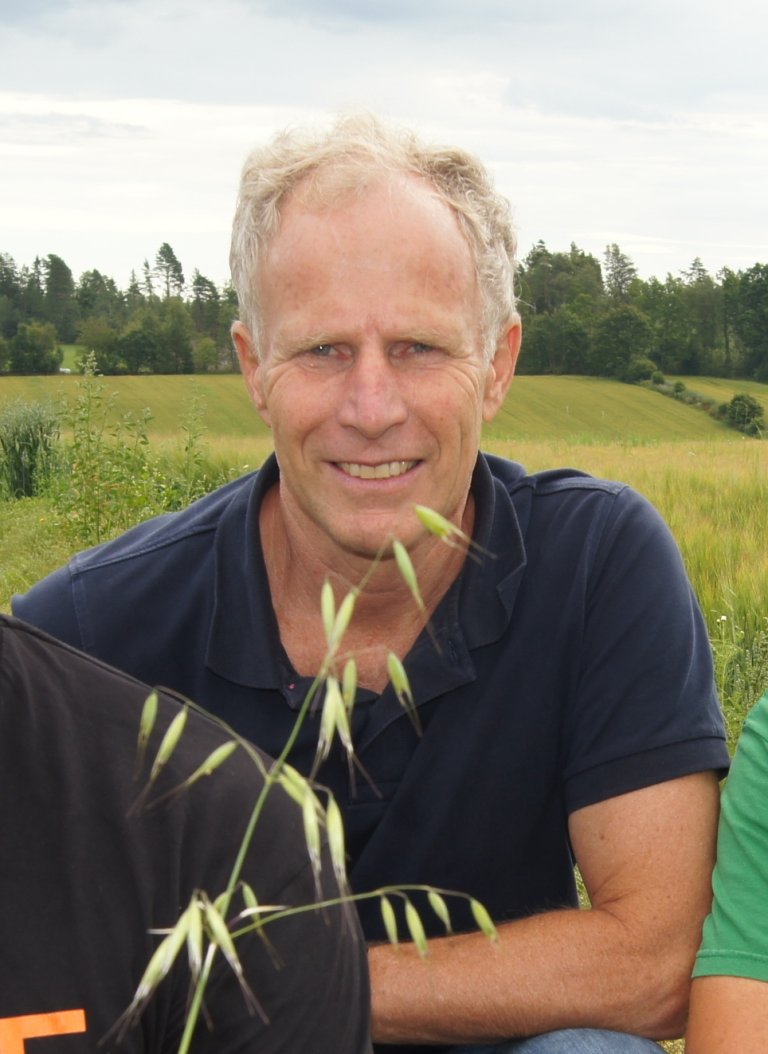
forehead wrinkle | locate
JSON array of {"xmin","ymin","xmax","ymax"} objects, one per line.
[{"xmin": 275, "ymin": 172, "xmax": 472, "ymax": 273}]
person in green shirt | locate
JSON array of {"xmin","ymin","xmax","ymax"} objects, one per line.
[{"xmin": 687, "ymin": 690, "xmax": 768, "ymax": 1052}]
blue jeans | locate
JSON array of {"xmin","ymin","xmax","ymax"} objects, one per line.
[{"xmin": 453, "ymin": 1030, "xmax": 664, "ymax": 1052}]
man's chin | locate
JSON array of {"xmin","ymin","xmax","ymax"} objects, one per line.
[{"xmin": 329, "ymin": 514, "xmax": 422, "ymax": 561}]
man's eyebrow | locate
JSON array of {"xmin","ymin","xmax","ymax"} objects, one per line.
[
  {"xmin": 399, "ymin": 330, "xmax": 446, "ymax": 345},
  {"xmin": 271, "ymin": 330, "xmax": 335, "ymax": 355}
]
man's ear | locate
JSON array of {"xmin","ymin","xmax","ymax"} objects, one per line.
[
  {"xmin": 232, "ymin": 321, "xmax": 270, "ymax": 426},
  {"xmin": 482, "ymin": 317, "xmax": 521, "ymax": 422}
]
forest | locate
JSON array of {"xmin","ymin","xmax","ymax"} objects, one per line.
[{"xmin": 1, "ymin": 240, "xmax": 767, "ymax": 382}]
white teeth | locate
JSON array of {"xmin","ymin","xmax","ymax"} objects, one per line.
[{"xmin": 339, "ymin": 460, "xmax": 415, "ymax": 480}]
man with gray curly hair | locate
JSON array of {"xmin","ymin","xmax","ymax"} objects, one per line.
[{"xmin": 15, "ymin": 114, "xmax": 728, "ymax": 1054}]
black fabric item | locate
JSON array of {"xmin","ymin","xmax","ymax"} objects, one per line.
[{"xmin": 0, "ymin": 616, "xmax": 371, "ymax": 1053}]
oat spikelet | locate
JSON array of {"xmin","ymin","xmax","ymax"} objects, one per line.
[
  {"xmin": 380, "ymin": 896, "xmax": 399, "ymax": 947},
  {"xmin": 427, "ymin": 890, "xmax": 453, "ymax": 934},
  {"xmin": 149, "ymin": 707, "xmax": 188, "ymax": 783},
  {"xmin": 320, "ymin": 578, "xmax": 336, "ymax": 647},
  {"xmin": 393, "ymin": 539, "xmax": 426, "ymax": 617},
  {"xmin": 387, "ymin": 652, "xmax": 421, "ymax": 733},
  {"xmin": 404, "ymin": 900, "xmax": 429, "ymax": 958},
  {"xmin": 135, "ymin": 690, "xmax": 159, "ymax": 775},
  {"xmin": 470, "ymin": 898, "xmax": 499, "ymax": 943}
]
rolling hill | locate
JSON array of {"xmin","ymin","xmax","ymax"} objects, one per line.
[{"xmin": 1, "ymin": 373, "xmax": 765, "ymax": 443}]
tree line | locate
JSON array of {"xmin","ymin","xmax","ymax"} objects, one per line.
[
  {"xmin": 0, "ymin": 244, "xmax": 237, "ymax": 375},
  {"xmin": 1, "ymin": 240, "xmax": 767, "ymax": 380},
  {"xmin": 517, "ymin": 243, "xmax": 768, "ymax": 381}
]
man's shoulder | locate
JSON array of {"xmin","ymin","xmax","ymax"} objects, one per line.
[
  {"xmin": 483, "ymin": 453, "xmax": 639, "ymax": 533},
  {"xmin": 2, "ymin": 612, "xmax": 175, "ymax": 714},
  {"xmin": 481, "ymin": 452, "xmax": 664, "ymax": 562},
  {"xmin": 485, "ymin": 452, "xmax": 629, "ymax": 499},
  {"xmin": 12, "ymin": 469, "xmax": 263, "ymax": 647}
]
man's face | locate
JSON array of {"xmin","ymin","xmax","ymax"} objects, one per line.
[{"xmin": 235, "ymin": 174, "xmax": 518, "ymax": 562}]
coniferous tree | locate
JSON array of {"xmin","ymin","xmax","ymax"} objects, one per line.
[
  {"xmin": 0, "ymin": 252, "xmax": 21, "ymax": 339},
  {"xmin": 154, "ymin": 243, "xmax": 185, "ymax": 299},
  {"xmin": 43, "ymin": 254, "xmax": 78, "ymax": 342},
  {"xmin": 602, "ymin": 244, "xmax": 638, "ymax": 302},
  {"xmin": 77, "ymin": 269, "xmax": 125, "ymax": 326},
  {"xmin": 190, "ymin": 269, "xmax": 221, "ymax": 337}
]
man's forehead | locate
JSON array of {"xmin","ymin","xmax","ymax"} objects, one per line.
[
  {"xmin": 263, "ymin": 180, "xmax": 477, "ymax": 298},
  {"xmin": 274, "ymin": 169, "xmax": 466, "ymax": 249}
]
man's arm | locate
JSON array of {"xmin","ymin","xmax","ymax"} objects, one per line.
[
  {"xmin": 685, "ymin": 693, "xmax": 768, "ymax": 1054},
  {"xmin": 686, "ymin": 976, "xmax": 768, "ymax": 1053},
  {"xmin": 369, "ymin": 771, "xmax": 719, "ymax": 1045}
]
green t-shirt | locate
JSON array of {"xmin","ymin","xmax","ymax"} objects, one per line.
[{"xmin": 694, "ymin": 690, "xmax": 768, "ymax": 980}]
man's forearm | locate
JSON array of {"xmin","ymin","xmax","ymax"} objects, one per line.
[
  {"xmin": 369, "ymin": 904, "xmax": 692, "ymax": 1045},
  {"xmin": 369, "ymin": 774, "xmax": 719, "ymax": 1046}
]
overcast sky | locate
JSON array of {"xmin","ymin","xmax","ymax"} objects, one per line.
[{"xmin": 1, "ymin": 0, "xmax": 766, "ymax": 291}]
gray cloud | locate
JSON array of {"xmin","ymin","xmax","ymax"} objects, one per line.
[
  {"xmin": 1, "ymin": 0, "xmax": 765, "ymax": 122},
  {"xmin": 0, "ymin": 0, "xmax": 77, "ymax": 25},
  {"xmin": 0, "ymin": 110, "xmax": 144, "ymax": 144},
  {"xmin": 250, "ymin": 0, "xmax": 623, "ymax": 30}
]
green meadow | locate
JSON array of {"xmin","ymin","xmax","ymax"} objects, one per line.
[
  {"xmin": 664, "ymin": 375, "xmax": 768, "ymax": 412},
  {"xmin": 0, "ymin": 371, "xmax": 749, "ymax": 442},
  {"xmin": 0, "ymin": 373, "xmax": 269, "ymax": 439}
]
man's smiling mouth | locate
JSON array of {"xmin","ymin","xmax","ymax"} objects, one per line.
[{"xmin": 337, "ymin": 460, "xmax": 418, "ymax": 480}]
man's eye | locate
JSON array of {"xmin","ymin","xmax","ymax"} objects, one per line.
[
  {"xmin": 411, "ymin": 342, "xmax": 435, "ymax": 355},
  {"xmin": 309, "ymin": 344, "xmax": 334, "ymax": 357}
]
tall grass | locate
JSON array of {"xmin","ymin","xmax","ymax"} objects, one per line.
[
  {"xmin": 0, "ymin": 495, "xmax": 75, "ymax": 602},
  {"xmin": 0, "ymin": 399, "xmax": 59, "ymax": 498},
  {"xmin": 47, "ymin": 366, "xmax": 249, "ymax": 546}
]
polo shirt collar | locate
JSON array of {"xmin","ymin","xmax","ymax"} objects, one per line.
[
  {"xmin": 205, "ymin": 452, "xmax": 529, "ymax": 693},
  {"xmin": 207, "ymin": 454, "xmax": 286, "ymax": 689},
  {"xmin": 458, "ymin": 453, "xmax": 529, "ymax": 650}
]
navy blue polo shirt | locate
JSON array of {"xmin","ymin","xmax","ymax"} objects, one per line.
[{"xmin": 14, "ymin": 453, "xmax": 728, "ymax": 941}]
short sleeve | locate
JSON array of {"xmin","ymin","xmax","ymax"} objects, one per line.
[
  {"xmin": 694, "ymin": 692, "xmax": 768, "ymax": 980},
  {"xmin": 563, "ymin": 485, "xmax": 727, "ymax": 812}
]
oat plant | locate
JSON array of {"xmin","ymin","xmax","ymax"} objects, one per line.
[{"xmin": 122, "ymin": 508, "xmax": 498, "ymax": 1053}]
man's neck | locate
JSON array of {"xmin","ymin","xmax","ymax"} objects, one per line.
[{"xmin": 258, "ymin": 485, "xmax": 472, "ymax": 691}]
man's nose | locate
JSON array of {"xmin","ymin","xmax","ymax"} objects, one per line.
[{"xmin": 336, "ymin": 349, "xmax": 409, "ymax": 437}]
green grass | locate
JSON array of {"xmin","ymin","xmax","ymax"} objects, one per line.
[
  {"xmin": 665, "ymin": 375, "xmax": 766, "ymax": 402},
  {"xmin": 0, "ymin": 374, "xmax": 268, "ymax": 438},
  {"xmin": 667, "ymin": 375, "xmax": 768, "ymax": 410},
  {"xmin": 489, "ymin": 375, "xmax": 743, "ymax": 442},
  {"xmin": 0, "ymin": 496, "xmax": 76, "ymax": 602},
  {"xmin": 59, "ymin": 344, "xmax": 84, "ymax": 371}
]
